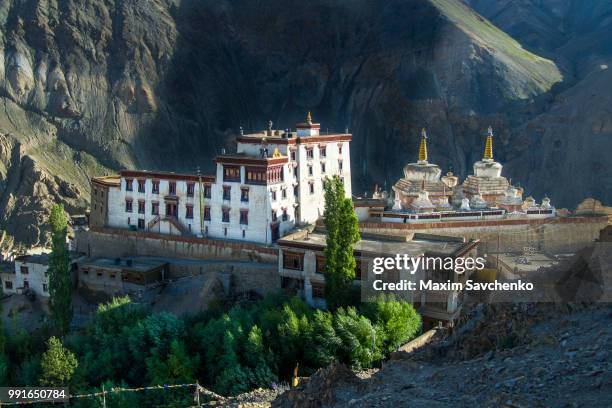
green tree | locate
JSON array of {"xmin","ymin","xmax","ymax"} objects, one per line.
[
  {"xmin": 323, "ymin": 176, "xmax": 360, "ymax": 310},
  {"xmin": 146, "ymin": 339, "xmax": 197, "ymax": 385},
  {"xmin": 39, "ymin": 337, "xmax": 78, "ymax": 386},
  {"xmin": 361, "ymin": 294, "xmax": 422, "ymax": 353},
  {"xmin": 47, "ymin": 204, "xmax": 72, "ymax": 334},
  {"xmin": 333, "ymin": 307, "xmax": 383, "ymax": 369}
]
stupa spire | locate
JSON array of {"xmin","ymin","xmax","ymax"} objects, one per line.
[
  {"xmin": 306, "ymin": 111, "xmax": 313, "ymax": 125},
  {"xmin": 483, "ymin": 126, "xmax": 494, "ymax": 160},
  {"xmin": 418, "ymin": 128, "xmax": 428, "ymax": 163}
]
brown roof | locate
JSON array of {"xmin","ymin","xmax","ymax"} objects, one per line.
[
  {"xmin": 120, "ymin": 170, "xmax": 215, "ymax": 182},
  {"xmin": 92, "ymin": 175, "xmax": 121, "ymax": 187}
]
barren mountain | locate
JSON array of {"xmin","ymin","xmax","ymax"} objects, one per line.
[{"xmin": 0, "ymin": 0, "xmax": 607, "ymax": 247}]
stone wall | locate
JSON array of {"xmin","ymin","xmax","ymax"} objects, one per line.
[
  {"xmin": 77, "ymin": 227, "xmax": 277, "ymax": 263},
  {"xmin": 75, "ymin": 227, "xmax": 279, "ymax": 296},
  {"xmin": 360, "ymin": 216, "xmax": 608, "ymax": 254}
]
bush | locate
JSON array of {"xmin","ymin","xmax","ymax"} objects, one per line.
[{"xmin": 361, "ymin": 295, "xmax": 422, "ymax": 353}]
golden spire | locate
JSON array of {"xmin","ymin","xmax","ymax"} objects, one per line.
[
  {"xmin": 418, "ymin": 128, "xmax": 428, "ymax": 162},
  {"xmin": 306, "ymin": 111, "xmax": 313, "ymax": 125},
  {"xmin": 483, "ymin": 126, "xmax": 494, "ymax": 160}
]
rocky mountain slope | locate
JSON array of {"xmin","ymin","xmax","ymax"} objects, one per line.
[{"xmin": 0, "ymin": 0, "xmax": 608, "ymax": 247}]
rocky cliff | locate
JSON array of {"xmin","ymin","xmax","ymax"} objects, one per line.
[{"xmin": 0, "ymin": 0, "xmax": 608, "ymax": 247}]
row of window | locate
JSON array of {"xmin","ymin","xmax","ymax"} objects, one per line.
[
  {"xmin": 3, "ymin": 280, "xmax": 48, "ymax": 292},
  {"xmin": 291, "ymin": 143, "xmax": 344, "ymax": 161},
  {"xmin": 126, "ymin": 205, "xmax": 291, "ymax": 225},
  {"xmin": 223, "ymin": 166, "xmax": 285, "ymax": 185},
  {"xmin": 302, "ymin": 160, "xmax": 343, "ymax": 177},
  {"xmin": 124, "ymin": 179, "xmax": 203, "ymax": 197}
]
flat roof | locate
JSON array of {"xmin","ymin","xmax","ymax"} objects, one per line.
[
  {"xmin": 15, "ymin": 252, "xmax": 84, "ymax": 266},
  {"xmin": 119, "ymin": 170, "xmax": 215, "ymax": 182},
  {"xmin": 92, "ymin": 175, "xmax": 121, "ymax": 186},
  {"xmin": 278, "ymin": 231, "xmax": 476, "ymax": 258},
  {"xmin": 79, "ymin": 257, "xmax": 168, "ymax": 273}
]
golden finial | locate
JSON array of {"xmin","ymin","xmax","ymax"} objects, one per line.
[
  {"xmin": 306, "ymin": 111, "xmax": 313, "ymax": 125},
  {"xmin": 272, "ymin": 147, "xmax": 282, "ymax": 158},
  {"xmin": 418, "ymin": 128, "xmax": 428, "ymax": 163},
  {"xmin": 483, "ymin": 126, "xmax": 493, "ymax": 160}
]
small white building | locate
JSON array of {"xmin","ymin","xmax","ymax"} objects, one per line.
[
  {"xmin": 1, "ymin": 253, "xmax": 82, "ymax": 299},
  {"xmin": 91, "ymin": 114, "xmax": 352, "ymax": 245}
]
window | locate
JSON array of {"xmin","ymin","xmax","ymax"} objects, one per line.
[
  {"xmin": 223, "ymin": 186, "xmax": 231, "ymax": 200},
  {"xmin": 308, "ymin": 165, "xmax": 313, "ymax": 176},
  {"xmin": 187, "ymin": 183, "xmax": 195, "ymax": 197},
  {"xmin": 242, "ymin": 230, "xmax": 246, "ymax": 238},
  {"xmin": 186, "ymin": 205, "xmax": 194, "ymax": 219},
  {"xmin": 246, "ymin": 168, "xmax": 267, "ymax": 184},
  {"xmin": 152, "ymin": 201, "xmax": 159, "ymax": 215},
  {"xmin": 282, "ymin": 208, "xmax": 288, "ymax": 221},
  {"xmin": 152, "ymin": 180, "xmax": 160, "ymax": 194},
  {"xmin": 290, "ymin": 149, "xmax": 296, "ymax": 161},
  {"xmin": 101, "ymin": 191, "xmax": 104, "ymax": 197},
  {"xmin": 138, "ymin": 200, "xmax": 145, "ymax": 214},
  {"xmin": 127, "ymin": 217, "xmax": 131, "ymax": 225},
  {"xmin": 306, "ymin": 147, "xmax": 314, "ymax": 159},
  {"xmin": 20, "ymin": 266, "xmax": 29, "ymax": 275},
  {"xmin": 355, "ymin": 259, "xmax": 363, "ymax": 281},
  {"xmin": 321, "ymin": 162, "xmax": 326, "ymax": 173},
  {"xmin": 338, "ymin": 160, "xmax": 343, "ymax": 171},
  {"xmin": 294, "ymin": 185, "xmax": 299, "ymax": 197},
  {"xmin": 125, "ymin": 199, "xmax": 133, "ymax": 213},
  {"xmin": 4, "ymin": 281, "xmax": 12, "ymax": 289},
  {"xmin": 125, "ymin": 179, "xmax": 133, "ymax": 191},
  {"xmin": 204, "ymin": 184, "xmax": 211, "ymax": 199},
  {"xmin": 282, "ymin": 188, "xmax": 287, "ymax": 199},
  {"xmin": 223, "ymin": 166, "xmax": 240, "ymax": 182},
  {"xmin": 319, "ymin": 145, "xmax": 326, "ymax": 157},
  {"xmin": 137, "ymin": 179, "xmax": 145, "ymax": 193},
  {"xmin": 271, "ymin": 210, "xmax": 277, "ymax": 222},
  {"xmin": 222, "ymin": 207, "xmax": 230, "ymax": 223},
  {"xmin": 169, "ymin": 181, "xmax": 177, "ymax": 195},
  {"xmin": 338, "ymin": 144, "xmax": 343, "ymax": 154},
  {"xmin": 138, "ymin": 218, "xmax": 145, "ymax": 229},
  {"xmin": 240, "ymin": 210, "xmax": 248, "ymax": 225},
  {"xmin": 311, "ymin": 281, "xmax": 325, "ymax": 299},
  {"xmin": 271, "ymin": 190, "xmax": 277, "ymax": 201},
  {"xmin": 241, "ymin": 188, "xmax": 249, "ymax": 202},
  {"xmin": 204, "ymin": 206, "xmax": 211, "ymax": 221},
  {"xmin": 316, "ymin": 256, "xmax": 326, "ymax": 274},
  {"xmin": 224, "ymin": 228, "xmax": 228, "ymax": 236},
  {"xmin": 23, "ymin": 280, "xmax": 29, "ymax": 289},
  {"xmin": 283, "ymin": 251, "xmax": 304, "ymax": 270},
  {"xmin": 309, "ymin": 182, "xmax": 315, "ymax": 194},
  {"xmin": 110, "ymin": 274, "xmax": 116, "ymax": 279}
]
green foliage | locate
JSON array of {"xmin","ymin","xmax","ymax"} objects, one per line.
[
  {"xmin": 47, "ymin": 203, "xmax": 73, "ymax": 334},
  {"xmin": 0, "ymin": 292, "xmax": 422, "ymax": 398},
  {"xmin": 333, "ymin": 307, "xmax": 383, "ymax": 370},
  {"xmin": 39, "ymin": 337, "xmax": 78, "ymax": 386},
  {"xmin": 323, "ymin": 176, "xmax": 361, "ymax": 310},
  {"xmin": 146, "ymin": 339, "xmax": 198, "ymax": 385},
  {"xmin": 361, "ymin": 294, "xmax": 422, "ymax": 353}
]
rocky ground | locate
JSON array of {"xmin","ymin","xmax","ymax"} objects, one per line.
[{"xmin": 258, "ymin": 302, "xmax": 612, "ymax": 408}]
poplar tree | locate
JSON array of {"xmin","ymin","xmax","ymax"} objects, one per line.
[
  {"xmin": 323, "ymin": 176, "xmax": 360, "ymax": 310},
  {"xmin": 48, "ymin": 204, "xmax": 72, "ymax": 335}
]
